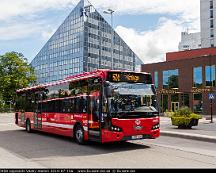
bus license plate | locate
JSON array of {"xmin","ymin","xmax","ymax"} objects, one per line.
[{"xmin": 131, "ymin": 135, "xmax": 143, "ymax": 140}]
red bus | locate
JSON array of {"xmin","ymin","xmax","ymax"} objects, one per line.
[{"xmin": 15, "ymin": 69, "xmax": 160, "ymax": 144}]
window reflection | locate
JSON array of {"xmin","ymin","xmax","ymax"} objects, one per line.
[
  {"xmin": 205, "ymin": 65, "xmax": 215, "ymax": 87},
  {"xmin": 193, "ymin": 93, "xmax": 203, "ymax": 113},
  {"xmin": 193, "ymin": 67, "xmax": 202, "ymax": 87},
  {"xmin": 163, "ymin": 69, "xmax": 179, "ymax": 89},
  {"xmin": 154, "ymin": 71, "xmax": 158, "ymax": 89}
]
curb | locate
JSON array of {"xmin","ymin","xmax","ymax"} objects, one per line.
[{"xmin": 160, "ymin": 131, "xmax": 216, "ymax": 143}]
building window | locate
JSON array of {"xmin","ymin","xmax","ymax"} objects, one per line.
[
  {"xmin": 183, "ymin": 45, "xmax": 189, "ymax": 49},
  {"xmin": 154, "ymin": 71, "xmax": 158, "ymax": 89},
  {"xmin": 181, "ymin": 94, "xmax": 189, "ymax": 108},
  {"xmin": 161, "ymin": 94, "xmax": 168, "ymax": 112},
  {"xmin": 205, "ymin": 65, "xmax": 216, "ymax": 87},
  {"xmin": 210, "ymin": 39, "xmax": 214, "ymax": 47},
  {"xmin": 210, "ymin": 0, "xmax": 213, "ymax": 9},
  {"xmin": 210, "ymin": 10, "xmax": 214, "ymax": 18},
  {"xmin": 193, "ymin": 67, "xmax": 203, "ymax": 87},
  {"xmin": 171, "ymin": 94, "xmax": 180, "ymax": 112},
  {"xmin": 193, "ymin": 93, "xmax": 203, "ymax": 113},
  {"xmin": 210, "ymin": 19, "xmax": 214, "ymax": 28},
  {"xmin": 210, "ymin": 29, "xmax": 214, "ymax": 37},
  {"xmin": 163, "ymin": 69, "xmax": 179, "ymax": 89}
]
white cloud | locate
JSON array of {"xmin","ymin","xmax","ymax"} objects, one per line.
[
  {"xmin": 0, "ymin": 0, "xmax": 200, "ymax": 63},
  {"xmin": 0, "ymin": 0, "xmax": 200, "ymax": 22},
  {"xmin": 92, "ymin": 0, "xmax": 200, "ymax": 20},
  {"xmin": 115, "ymin": 18, "xmax": 183, "ymax": 63},
  {"xmin": 0, "ymin": 21, "xmax": 55, "ymax": 41},
  {"xmin": 0, "ymin": 0, "xmax": 79, "ymax": 21},
  {"xmin": 93, "ymin": 0, "xmax": 200, "ymax": 32}
]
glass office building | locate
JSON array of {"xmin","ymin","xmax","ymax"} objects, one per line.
[{"xmin": 31, "ymin": 0, "xmax": 141, "ymax": 84}]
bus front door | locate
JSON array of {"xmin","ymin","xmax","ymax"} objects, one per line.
[{"xmin": 88, "ymin": 94, "xmax": 101, "ymax": 142}]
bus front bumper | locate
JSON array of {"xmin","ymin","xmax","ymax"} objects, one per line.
[{"xmin": 101, "ymin": 129, "xmax": 160, "ymax": 143}]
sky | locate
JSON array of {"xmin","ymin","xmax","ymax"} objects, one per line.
[{"xmin": 0, "ymin": 0, "xmax": 200, "ymax": 64}]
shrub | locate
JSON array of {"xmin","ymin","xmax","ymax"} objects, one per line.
[
  {"xmin": 164, "ymin": 110, "xmax": 174, "ymax": 117},
  {"xmin": 170, "ymin": 107, "xmax": 202, "ymax": 128},
  {"xmin": 172, "ymin": 107, "xmax": 202, "ymax": 118}
]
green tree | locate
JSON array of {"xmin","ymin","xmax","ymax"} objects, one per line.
[
  {"xmin": 0, "ymin": 52, "xmax": 37, "ymax": 108},
  {"xmin": 168, "ymin": 75, "xmax": 178, "ymax": 88}
]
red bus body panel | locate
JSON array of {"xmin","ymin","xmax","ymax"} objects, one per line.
[
  {"xmin": 101, "ymin": 117, "xmax": 160, "ymax": 143},
  {"xmin": 15, "ymin": 69, "xmax": 160, "ymax": 143}
]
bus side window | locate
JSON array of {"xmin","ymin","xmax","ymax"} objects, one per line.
[
  {"xmin": 89, "ymin": 96, "xmax": 99, "ymax": 121},
  {"xmin": 37, "ymin": 102, "xmax": 42, "ymax": 113},
  {"xmin": 80, "ymin": 96, "xmax": 87, "ymax": 113},
  {"xmin": 42, "ymin": 102, "xmax": 47, "ymax": 112},
  {"xmin": 70, "ymin": 98, "xmax": 75, "ymax": 113}
]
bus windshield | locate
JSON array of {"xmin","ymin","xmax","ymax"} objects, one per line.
[{"xmin": 107, "ymin": 82, "xmax": 158, "ymax": 118}]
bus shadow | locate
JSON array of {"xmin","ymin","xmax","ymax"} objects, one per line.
[{"xmin": 0, "ymin": 129, "xmax": 151, "ymax": 159}]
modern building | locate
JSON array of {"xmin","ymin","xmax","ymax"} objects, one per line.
[
  {"xmin": 178, "ymin": 31, "xmax": 201, "ymax": 51},
  {"xmin": 178, "ymin": 0, "xmax": 216, "ymax": 49},
  {"xmin": 142, "ymin": 47, "xmax": 216, "ymax": 115},
  {"xmin": 31, "ymin": 0, "xmax": 141, "ymax": 84},
  {"xmin": 201, "ymin": 0, "xmax": 216, "ymax": 48}
]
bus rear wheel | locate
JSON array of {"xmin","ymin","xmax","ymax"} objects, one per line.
[
  {"xmin": 26, "ymin": 119, "xmax": 32, "ymax": 133},
  {"xmin": 74, "ymin": 125, "xmax": 85, "ymax": 145}
]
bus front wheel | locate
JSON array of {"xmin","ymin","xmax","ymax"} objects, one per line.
[{"xmin": 74, "ymin": 125, "xmax": 85, "ymax": 145}]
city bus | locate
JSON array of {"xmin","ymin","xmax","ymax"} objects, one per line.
[{"xmin": 15, "ymin": 69, "xmax": 160, "ymax": 144}]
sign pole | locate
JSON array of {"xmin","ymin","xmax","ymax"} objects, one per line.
[
  {"xmin": 209, "ymin": 93, "xmax": 214, "ymax": 123},
  {"xmin": 210, "ymin": 99, "xmax": 213, "ymax": 123}
]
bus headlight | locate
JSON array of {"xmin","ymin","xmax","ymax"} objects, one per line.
[{"xmin": 152, "ymin": 123, "xmax": 160, "ymax": 130}]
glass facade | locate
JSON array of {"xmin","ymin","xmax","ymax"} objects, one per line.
[
  {"xmin": 31, "ymin": 0, "xmax": 140, "ymax": 84},
  {"xmin": 205, "ymin": 65, "xmax": 215, "ymax": 87},
  {"xmin": 163, "ymin": 69, "xmax": 179, "ymax": 89},
  {"xmin": 154, "ymin": 71, "xmax": 158, "ymax": 89},
  {"xmin": 193, "ymin": 67, "xmax": 202, "ymax": 87},
  {"xmin": 193, "ymin": 93, "xmax": 203, "ymax": 113}
]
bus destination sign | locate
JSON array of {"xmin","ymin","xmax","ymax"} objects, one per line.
[{"xmin": 108, "ymin": 72, "xmax": 152, "ymax": 83}]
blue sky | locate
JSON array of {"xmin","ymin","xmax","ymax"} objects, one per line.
[{"xmin": 0, "ymin": 0, "xmax": 200, "ymax": 64}]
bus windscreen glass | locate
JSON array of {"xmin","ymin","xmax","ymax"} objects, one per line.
[{"xmin": 106, "ymin": 72, "xmax": 158, "ymax": 118}]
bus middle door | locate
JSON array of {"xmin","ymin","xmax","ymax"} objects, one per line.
[
  {"xmin": 88, "ymin": 91, "xmax": 101, "ymax": 142},
  {"xmin": 34, "ymin": 94, "xmax": 43, "ymax": 130}
]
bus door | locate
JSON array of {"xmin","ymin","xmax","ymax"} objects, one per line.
[
  {"xmin": 87, "ymin": 78, "xmax": 102, "ymax": 142},
  {"xmin": 34, "ymin": 93, "xmax": 43, "ymax": 129}
]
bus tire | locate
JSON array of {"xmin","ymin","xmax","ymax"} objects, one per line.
[
  {"xmin": 74, "ymin": 124, "xmax": 85, "ymax": 145},
  {"xmin": 26, "ymin": 119, "xmax": 31, "ymax": 133}
]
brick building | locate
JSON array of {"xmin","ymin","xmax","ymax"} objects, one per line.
[{"xmin": 141, "ymin": 47, "xmax": 216, "ymax": 115}]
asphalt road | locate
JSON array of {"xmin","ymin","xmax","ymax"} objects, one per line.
[{"xmin": 0, "ymin": 113, "xmax": 216, "ymax": 168}]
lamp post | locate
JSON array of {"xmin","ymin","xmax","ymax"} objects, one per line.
[{"xmin": 103, "ymin": 9, "xmax": 115, "ymax": 69}]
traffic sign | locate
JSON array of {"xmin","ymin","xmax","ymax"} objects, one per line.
[{"xmin": 209, "ymin": 93, "xmax": 215, "ymax": 100}]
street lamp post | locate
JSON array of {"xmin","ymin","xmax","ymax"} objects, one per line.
[{"xmin": 103, "ymin": 9, "xmax": 115, "ymax": 69}]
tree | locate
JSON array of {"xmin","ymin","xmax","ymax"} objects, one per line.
[
  {"xmin": 0, "ymin": 52, "xmax": 37, "ymax": 107},
  {"xmin": 168, "ymin": 75, "xmax": 178, "ymax": 89}
]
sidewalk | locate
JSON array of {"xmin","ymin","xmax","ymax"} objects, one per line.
[{"xmin": 160, "ymin": 116, "xmax": 216, "ymax": 143}]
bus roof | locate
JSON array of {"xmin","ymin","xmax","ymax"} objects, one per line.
[{"xmin": 16, "ymin": 69, "xmax": 150, "ymax": 93}]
